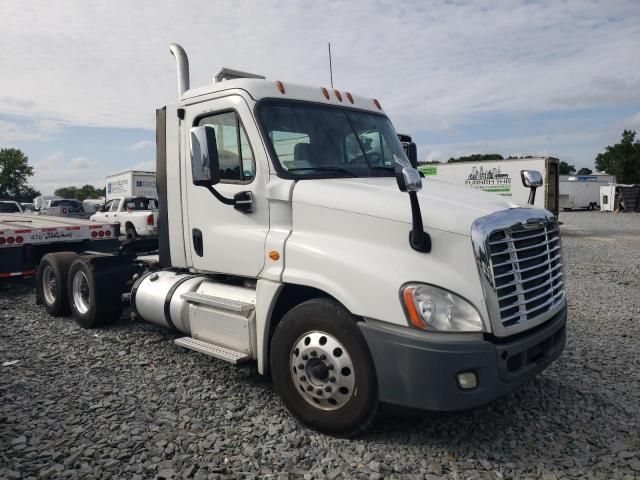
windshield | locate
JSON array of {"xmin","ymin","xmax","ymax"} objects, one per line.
[
  {"xmin": 123, "ymin": 197, "xmax": 158, "ymax": 211},
  {"xmin": 0, "ymin": 202, "xmax": 21, "ymax": 213},
  {"xmin": 258, "ymin": 100, "xmax": 408, "ymax": 178}
]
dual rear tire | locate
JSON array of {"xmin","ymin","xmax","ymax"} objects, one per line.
[{"xmin": 37, "ymin": 253, "xmax": 122, "ymax": 328}]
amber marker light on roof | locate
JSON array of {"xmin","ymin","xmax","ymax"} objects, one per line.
[
  {"xmin": 276, "ymin": 81, "xmax": 285, "ymax": 94},
  {"xmin": 345, "ymin": 92, "xmax": 354, "ymax": 104},
  {"xmin": 321, "ymin": 87, "xmax": 330, "ymax": 99},
  {"xmin": 334, "ymin": 90, "xmax": 342, "ymax": 102},
  {"xmin": 373, "ymin": 99, "xmax": 382, "ymax": 110}
]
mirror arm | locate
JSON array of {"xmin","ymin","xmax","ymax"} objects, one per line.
[
  {"xmin": 205, "ymin": 186, "xmax": 235, "ymax": 206},
  {"xmin": 528, "ymin": 187, "xmax": 537, "ymax": 205},
  {"xmin": 408, "ymin": 192, "xmax": 431, "ymax": 253},
  {"xmin": 204, "ymin": 186, "xmax": 253, "ymax": 213}
]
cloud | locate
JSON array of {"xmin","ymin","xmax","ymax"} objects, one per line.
[
  {"xmin": 31, "ymin": 152, "xmax": 104, "ymax": 194},
  {"xmin": 131, "ymin": 160, "xmax": 155, "ymax": 171},
  {"xmin": 624, "ymin": 112, "xmax": 640, "ymax": 130},
  {"xmin": 0, "ymin": 117, "xmax": 63, "ymax": 145},
  {"xmin": 0, "ymin": 0, "xmax": 638, "ymax": 134},
  {"xmin": 129, "ymin": 140, "xmax": 154, "ymax": 151}
]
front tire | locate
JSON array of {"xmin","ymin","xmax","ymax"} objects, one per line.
[
  {"xmin": 270, "ymin": 298, "xmax": 378, "ymax": 436},
  {"xmin": 36, "ymin": 252, "xmax": 78, "ymax": 316},
  {"xmin": 67, "ymin": 259, "xmax": 122, "ymax": 328}
]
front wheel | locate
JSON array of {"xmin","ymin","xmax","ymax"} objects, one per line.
[{"xmin": 270, "ymin": 298, "xmax": 378, "ymax": 436}]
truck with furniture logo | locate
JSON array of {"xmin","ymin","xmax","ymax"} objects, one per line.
[{"xmin": 33, "ymin": 44, "xmax": 567, "ymax": 436}]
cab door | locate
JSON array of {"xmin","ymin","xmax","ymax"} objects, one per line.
[{"xmin": 181, "ymin": 95, "xmax": 269, "ymax": 278}]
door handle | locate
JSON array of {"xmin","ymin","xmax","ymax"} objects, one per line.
[{"xmin": 192, "ymin": 228, "xmax": 203, "ymax": 257}]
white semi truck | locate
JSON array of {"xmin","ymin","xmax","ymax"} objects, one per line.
[{"xmin": 33, "ymin": 44, "xmax": 566, "ymax": 436}]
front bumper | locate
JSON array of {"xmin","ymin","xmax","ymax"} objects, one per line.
[{"xmin": 359, "ymin": 304, "xmax": 566, "ymax": 411}]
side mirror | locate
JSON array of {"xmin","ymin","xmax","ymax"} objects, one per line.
[
  {"xmin": 521, "ymin": 170, "xmax": 543, "ymax": 205},
  {"xmin": 394, "ymin": 155, "xmax": 430, "ymax": 253},
  {"xmin": 190, "ymin": 126, "xmax": 220, "ymax": 186},
  {"xmin": 521, "ymin": 170, "xmax": 543, "ymax": 188},
  {"xmin": 394, "ymin": 155, "xmax": 422, "ymax": 192}
]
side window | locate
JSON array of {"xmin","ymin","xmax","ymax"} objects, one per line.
[
  {"xmin": 197, "ymin": 111, "xmax": 255, "ymax": 182},
  {"xmin": 103, "ymin": 200, "xmax": 113, "ymax": 212},
  {"xmin": 111, "ymin": 199, "xmax": 121, "ymax": 211}
]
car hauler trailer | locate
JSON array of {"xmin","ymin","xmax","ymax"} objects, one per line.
[
  {"xmin": 417, "ymin": 157, "xmax": 560, "ymax": 217},
  {"xmin": 33, "ymin": 44, "xmax": 567, "ymax": 436},
  {"xmin": 0, "ymin": 213, "xmax": 119, "ymax": 278}
]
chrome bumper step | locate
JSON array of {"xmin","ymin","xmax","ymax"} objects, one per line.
[{"xmin": 174, "ymin": 337, "xmax": 250, "ymax": 364}]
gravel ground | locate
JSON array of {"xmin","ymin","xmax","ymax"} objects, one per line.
[{"xmin": 1, "ymin": 211, "xmax": 639, "ymax": 480}]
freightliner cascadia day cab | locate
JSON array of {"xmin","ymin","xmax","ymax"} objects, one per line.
[{"xmin": 34, "ymin": 44, "xmax": 567, "ymax": 436}]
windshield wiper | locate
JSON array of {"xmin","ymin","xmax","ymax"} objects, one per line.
[{"xmin": 287, "ymin": 167, "xmax": 358, "ymax": 177}]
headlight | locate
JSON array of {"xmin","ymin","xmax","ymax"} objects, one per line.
[{"xmin": 401, "ymin": 283, "xmax": 484, "ymax": 332}]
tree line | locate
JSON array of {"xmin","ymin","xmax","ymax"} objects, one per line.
[{"xmin": 2, "ymin": 130, "xmax": 640, "ymax": 202}]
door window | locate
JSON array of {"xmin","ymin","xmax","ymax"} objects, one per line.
[
  {"xmin": 197, "ymin": 111, "xmax": 256, "ymax": 183},
  {"xmin": 103, "ymin": 200, "xmax": 114, "ymax": 212},
  {"xmin": 111, "ymin": 199, "xmax": 121, "ymax": 211}
]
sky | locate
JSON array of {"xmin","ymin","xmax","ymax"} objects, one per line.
[{"xmin": 1, "ymin": 0, "xmax": 639, "ymax": 195}]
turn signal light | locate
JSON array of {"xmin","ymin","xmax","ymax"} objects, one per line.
[
  {"xmin": 269, "ymin": 251, "xmax": 280, "ymax": 261},
  {"xmin": 91, "ymin": 231, "xmax": 98, "ymax": 238},
  {"xmin": 147, "ymin": 214, "xmax": 154, "ymax": 226},
  {"xmin": 276, "ymin": 80, "xmax": 285, "ymax": 94},
  {"xmin": 0, "ymin": 238, "xmax": 5, "ymax": 245},
  {"xmin": 402, "ymin": 287, "xmax": 427, "ymax": 330}
]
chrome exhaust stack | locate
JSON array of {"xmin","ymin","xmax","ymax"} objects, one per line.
[{"xmin": 169, "ymin": 43, "xmax": 190, "ymax": 99}]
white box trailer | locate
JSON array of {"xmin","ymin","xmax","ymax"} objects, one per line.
[
  {"xmin": 559, "ymin": 174, "xmax": 615, "ymax": 211},
  {"xmin": 106, "ymin": 171, "xmax": 157, "ymax": 201},
  {"xmin": 418, "ymin": 157, "xmax": 560, "ymax": 216}
]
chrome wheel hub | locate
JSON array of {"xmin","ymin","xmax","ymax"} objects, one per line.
[
  {"xmin": 42, "ymin": 266, "xmax": 56, "ymax": 305},
  {"xmin": 72, "ymin": 271, "xmax": 90, "ymax": 315},
  {"xmin": 290, "ymin": 331, "xmax": 355, "ymax": 411}
]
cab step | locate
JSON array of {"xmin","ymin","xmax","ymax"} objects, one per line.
[
  {"xmin": 180, "ymin": 291, "xmax": 254, "ymax": 313},
  {"xmin": 174, "ymin": 337, "xmax": 250, "ymax": 364}
]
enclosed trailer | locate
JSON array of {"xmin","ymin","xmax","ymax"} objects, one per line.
[
  {"xmin": 419, "ymin": 157, "xmax": 560, "ymax": 216},
  {"xmin": 559, "ymin": 174, "xmax": 615, "ymax": 211},
  {"xmin": 106, "ymin": 170, "xmax": 157, "ymax": 201}
]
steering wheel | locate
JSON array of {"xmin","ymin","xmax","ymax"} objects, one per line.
[{"xmin": 368, "ymin": 152, "xmax": 381, "ymax": 164}]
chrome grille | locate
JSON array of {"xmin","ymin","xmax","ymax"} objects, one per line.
[
  {"xmin": 488, "ymin": 222, "xmax": 563, "ymax": 326},
  {"xmin": 471, "ymin": 209, "xmax": 566, "ymax": 337}
]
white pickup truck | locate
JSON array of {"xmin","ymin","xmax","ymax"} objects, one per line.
[{"xmin": 90, "ymin": 196, "xmax": 158, "ymax": 240}]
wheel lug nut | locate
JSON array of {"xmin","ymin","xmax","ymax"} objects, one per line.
[
  {"xmin": 319, "ymin": 354, "xmax": 326, "ymax": 360},
  {"xmin": 298, "ymin": 363, "xmax": 304, "ymax": 370},
  {"xmin": 324, "ymin": 386, "xmax": 332, "ymax": 393},
  {"xmin": 316, "ymin": 389, "xmax": 323, "ymax": 395},
  {"xmin": 302, "ymin": 354, "xmax": 308, "ymax": 360},
  {"xmin": 310, "ymin": 351, "xmax": 317, "ymax": 357},
  {"xmin": 329, "ymin": 376, "xmax": 336, "ymax": 383},
  {"xmin": 328, "ymin": 364, "xmax": 334, "ymax": 370},
  {"xmin": 300, "ymin": 376, "xmax": 306, "ymax": 382},
  {"xmin": 306, "ymin": 385, "xmax": 313, "ymax": 391}
]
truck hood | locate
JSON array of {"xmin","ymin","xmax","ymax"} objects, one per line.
[{"xmin": 292, "ymin": 177, "xmax": 526, "ymax": 237}]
